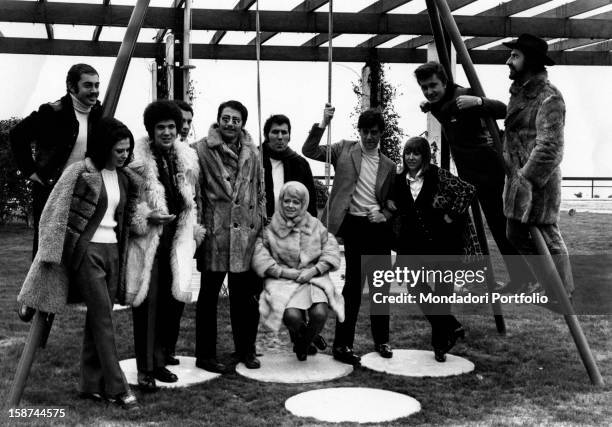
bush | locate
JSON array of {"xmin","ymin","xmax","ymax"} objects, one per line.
[{"xmin": 0, "ymin": 118, "xmax": 32, "ymax": 225}]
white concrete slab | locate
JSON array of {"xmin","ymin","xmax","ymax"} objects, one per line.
[
  {"xmin": 361, "ymin": 349, "xmax": 475, "ymax": 377},
  {"xmin": 119, "ymin": 356, "xmax": 220, "ymax": 388},
  {"xmin": 235, "ymin": 352, "xmax": 353, "ymax": 383},
  {"xmin": 285, "ymin": 387, "xmax": 421, "ymax": 423}
]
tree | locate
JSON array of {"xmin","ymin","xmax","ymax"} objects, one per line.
[
  {"xmin": 352, "ymin": 58, "xmax": 404, "ymax": 164},
  {"xmin": 0, "ymin": 117, "xmax": 33, "ymax": 225}
]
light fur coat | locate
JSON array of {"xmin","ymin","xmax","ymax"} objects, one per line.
[
  {"xmin": 252, "ymin": 212, "xmax": 344, "ymax": 331},
  {"xmin": 126, "ymin": 136, "xmax": 204, "ymax": 306},
  {"xmin": 503, "ymin": 71, "xmax": 565, "ymax": 224},
  {"xmin": 18, "ymin": 159, "xmax": 140, "ymax": 313}
]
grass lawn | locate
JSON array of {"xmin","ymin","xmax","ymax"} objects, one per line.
[{"xmin": 1, "ymin": 211, "xmax": 611, "ymax": 426}]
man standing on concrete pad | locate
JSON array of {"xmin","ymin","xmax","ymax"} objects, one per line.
[
  {"xmin": 193, "ymin": 100, "xmax": 266, "ymax": 372},
  {"xmin": 414, "ymin": 61, "xmax": 535, "ymax": 293},
  {"xmin": 501, "ymin": 33, "xmax": 574, "ymax": 297},
  {"xmin": 303, "ymin": 105, "xmax": 395, "ymax": 365}
]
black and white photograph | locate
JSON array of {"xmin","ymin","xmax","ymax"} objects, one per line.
[{"xmin": 1, "ymin": 0, "xmax": 611, "ymax": 425}]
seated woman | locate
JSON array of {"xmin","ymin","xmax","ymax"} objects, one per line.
[
  {"xmin": 18, "ymin": 117, "xmax": 142, "ymax": 409},
  {"xmin": 389, "ymin": 137, "xmax": 476, "ymax": 362},
  {"xmin": 252, "ymin": 181, "xmax": 345, "ymax": 361}
]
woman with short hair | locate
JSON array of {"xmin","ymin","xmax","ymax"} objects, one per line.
[{"xmin": 389, "ymin": 137, "xmax": 476, "ymax": 362}]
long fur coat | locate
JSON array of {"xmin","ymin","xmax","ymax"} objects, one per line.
[
  {"xmin": 193, "ymin": 124, "xmax": 266, "ymax": 272},
  {"xmin": 126, "ymin": 136, "xmax": 204, "ymax": 306},
  {"xmin": 18, "ymin": 159, "xmax": 140, "ymax": 313},
  {"xmin": 252, "ymin": 212, "xmax": 344, "ymax": 331},
  {"xmin": 503, "ymin": 71, "xmax": 565, "ymax": 224}
]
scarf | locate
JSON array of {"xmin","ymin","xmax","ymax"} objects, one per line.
[{"xmin": 262, "ymin": 141, "xmax": 301, "ymax": 217}]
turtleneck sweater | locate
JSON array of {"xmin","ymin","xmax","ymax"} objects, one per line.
[
  {"xmin": 348, "ymin": 147, "xmax": 380, "ymax": 216},
  {"xmin": 64, "ymin": 94, "xmax": 92, "ymax": 170}
]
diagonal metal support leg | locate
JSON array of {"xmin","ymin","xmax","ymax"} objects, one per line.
[
  {"xmin": 6, "ymin": 311, "xmax": 54, "ymax": 408},
  {"xmin": 472, "ymin": 200, "xmax": 506, "ymax": 334},
  {"xmin": 530, "ymin": 227, "xmax": 604, "ymax": 386}
]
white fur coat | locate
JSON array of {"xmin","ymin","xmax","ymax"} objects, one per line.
[{"xmin": 126, "ymin": 136, "xmax": 204, "ymax": 306}]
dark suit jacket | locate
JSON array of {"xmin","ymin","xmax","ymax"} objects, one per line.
[{"xmin": 302, "ymin": 124, "xmax": 396, "ymax": 236}]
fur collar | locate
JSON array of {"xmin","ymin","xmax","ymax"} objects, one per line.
[
  {"xmin": 510, "ymin": 71, "xmax": 548, "ymax": 99},
  {"xmin": 269, "ymin": 212, "xmax": 316, "ymax": 239},
  {"xmin": 205, "ymin": 123, "xmax": 258, "ymax": 155}
]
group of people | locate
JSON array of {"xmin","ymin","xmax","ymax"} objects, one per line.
[{"xmin": 11, "ymin": 33, "xmax": 573, "ymax": 410}]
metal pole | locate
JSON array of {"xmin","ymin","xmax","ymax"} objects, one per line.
[
  {"xmin": 530, "ymin": 227, "xmax": 604, "ymax": 386},
  {"xmin": 6, "ymin": 311, "xmax": 53, "ymax": 407},
  {"xmin": 325, "ymin": 0, "xmax": 333, "ymax": 229},
  {"xmin": 432, "ymin": 0, "xmax": 503, "ymax": 158},
  {"xmin": 182, "ymin": 0, "xmax": 194, "ymax": 101},
  {"xmin": 424, "ymin": 0, "xmax": 453, "ymax": 86},
  {"xmin": 165, "ymin": 33, "xmax": 175, "ymax": 100},
  {"xmin": 102, "ymin": 0, "xmax": 151, "ymax": 117},
  {"xmin": 472, "ymin": 201, "xmax": 506, "ymax": 334}
]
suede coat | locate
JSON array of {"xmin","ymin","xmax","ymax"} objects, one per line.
[
  {"xmin": 18, "ymin": 159, "xmax": 141, "ymax": 313},
  {"xmin": 194, "ymin": 124, "xmax": 266, "ymax": 272},
  {"xmin": 252, "ymin": 212, "xmax": 344, "ymax": 331},
  {"xmin": 503, "ymin": 71, "xmax": 565, "ymax": 224},
  {"xmin": 126, "ymin": 136, "xmax": 204, "ymax": 306}
]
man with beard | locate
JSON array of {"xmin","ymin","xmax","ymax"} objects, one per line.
[
  {"xmin": 501, "ymin": 34, "xmax": 574, "ymax": 297},
  {"xmin": 414, "ymin": 62, "xmax": 535, "ymax": 293}
]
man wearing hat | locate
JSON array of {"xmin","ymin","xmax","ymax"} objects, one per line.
[{"xmin": 500, "ymin": 34, "xmax": 574, "ymax": 297}]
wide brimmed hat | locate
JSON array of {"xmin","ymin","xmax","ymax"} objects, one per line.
[{"xmin": 503, "ymin": 33, "xmax": 555, "ymax": 66}]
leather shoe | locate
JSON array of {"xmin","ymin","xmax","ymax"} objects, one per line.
[
  {"xmin": 241, "ymin": 353, "xmax": 261, "ymax": 369},
  {"xmin": 153, "ymin": 367, "xmax": 178, "ymax": 383},
  {"xmin": 196, "ymin": 357, "xmax": 226, "ymax": 373},
  {"xmin": 294, "ymin": 344, "xmax": 317, "ymax": 356},
  {"xmin": 374, "ymin": 343, "xmax": 394, "ymax": 359},
  {"xmin": 312, "ymin": 334, "xmax": 327, "ymax": 351},
  {"xmin": 165, "ymin": 354, "xmax": 180, "ymax": 366},
  {"xmin": 79, "ymin": 392, "xmax": 105, "ymax": 402},
  {"xmin": 137, "ymin": 372, "xmax": 158, "ymax": 392},
  {"xmin": 332, "ymin": 346, "xmax": 361, "ymax": 366},
  {"xmin": 110, "ymin": 392, "xmax": 140, "ymax": 411},
  {"xmin": 17, "ymin": 305, "xmax": 35, "ymax": 322},
  {"xmin": 434, "ymin": 348, "xmax": 447, "ymax": 363}
]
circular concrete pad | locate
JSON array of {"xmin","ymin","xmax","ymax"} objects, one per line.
[
  {"xmin": 361, "ymin": 349, "xmax": 474, "ymax": 377},
  {"xmin": 285, "ymin": 387, "xmax": 421, "ymax": 423},
  {"xmin": 119, "ymin": 356, "xmax": 220, "ymax": 388},
  {"xmin": 236, "ymin": 353, "xmax": 353, "ymax": 383}
]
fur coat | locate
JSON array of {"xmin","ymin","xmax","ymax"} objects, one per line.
[
  {"xmin": 503, "ymin": 71, "xmax": 565, "ymax": 224},
  {"xmin": 126, "ymin": 136, "xmax": 204, "ymax": 306},
  {"xmin": 18, "ymin": 159, "xmax": 140, "ymax": 313},
  {"xmin": 193, "ymin": 124, "xmax": 266, "ymax": 272},
  {"xmin": 252, "ymin": 212, "xmax": 344, "ymax": 331}
]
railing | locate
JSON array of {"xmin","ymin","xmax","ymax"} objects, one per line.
[
  {"xmin": 562, "ymin": 177, "xmax": 612, "ymax": 199},
  {"xmin": 315, "ymin": 175, "xmax": 612, "ymax": 199}
]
